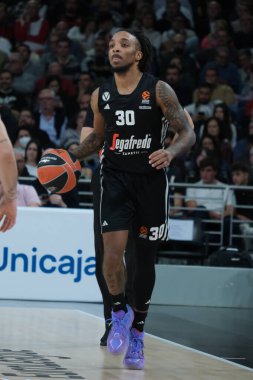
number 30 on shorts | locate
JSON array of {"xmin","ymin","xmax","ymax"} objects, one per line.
[{"xmin": 149, "ymin": 224, "xmax": 166, "ymax": 241}]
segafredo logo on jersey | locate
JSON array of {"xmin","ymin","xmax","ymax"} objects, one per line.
[
  {"xmin": 109, "ymin": 133, "xmax": 152, "ymax": 153},
  {"xmin": 0, "ymin": 246, "xmax": 95, "ymax": 283},
  {"xmin": 102, "ymin": 91, "xmax": 110, "ymax": 101}
]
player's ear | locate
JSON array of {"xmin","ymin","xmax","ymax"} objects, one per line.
[{"xmin": 136, "ymin": 50, "xmax": 143, "ymax": 62}]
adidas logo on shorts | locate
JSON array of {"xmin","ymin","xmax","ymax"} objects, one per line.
[{"xmin": 102, "ymin": 220, "xmax": 108, "ymax": 226}]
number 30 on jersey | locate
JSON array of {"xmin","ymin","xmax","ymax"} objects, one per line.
[{"xmin": 115, "ymin": 110, "xmax": 135, "ymax": 126}]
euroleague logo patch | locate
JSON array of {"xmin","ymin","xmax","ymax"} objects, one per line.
[
  {"xmin": 139, "ymin": 226, "xmax": 149, "ymax": 239},
  {"xmin": 142, "ymin": 91, "xmax": 150, "ymax": 100},
  {"xmin": 140, "ymin": 90, "xmax": 151, "ymax": 109}
]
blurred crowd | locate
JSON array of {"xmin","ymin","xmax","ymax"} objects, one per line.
[{"xmin": 0, "ymin": 0, "xmax": 253, "ymax": 212}]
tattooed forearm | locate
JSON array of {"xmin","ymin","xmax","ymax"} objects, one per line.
[
  {"xmin": 73, "ymin": 131, "xmax": 103, "ymax": 160},
  {"xmin": 157, "ymin": 81, "xmax": 186, "ymax": 133},
  {"xmin": 157, "ymin": 81, "xmax": 196, "ymax": 157}
]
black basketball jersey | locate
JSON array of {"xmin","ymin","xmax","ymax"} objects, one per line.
[{"xmin": 98, "ymin": 72, "xmax": 168, "ymax": 173}]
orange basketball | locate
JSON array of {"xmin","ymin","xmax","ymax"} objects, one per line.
[{"xmin": 37, "ymin": 149, "xmax": 81, "ymax": 194}]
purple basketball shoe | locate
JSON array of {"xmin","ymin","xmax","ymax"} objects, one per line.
[
  {"xmin": 123, "ymin": 328, "xmax": 144, "ymax": 370},
  {"xmin": 107, "ymin": 304, "xmax": 134, "ymax": 355}
]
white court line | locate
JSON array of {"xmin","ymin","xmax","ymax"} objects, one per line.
[{"xmin": 75, "ymin": 309, "xmax": 253, "ymax": 373}]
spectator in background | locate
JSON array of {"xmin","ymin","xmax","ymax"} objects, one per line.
[
  {"xmin": 231, "ymin": 161, "xmax": 253, "ymax": 219},
  {"xmin": 159, "ymin": 32, "xmax": 198, "ymax": 83},
  {"xmin": 230, "ymin": 161, "xmax": 253, "ymax": 246},
  {"xmin": 213, "ymin": 102, "xmax": 237, "ymax": 148},
  {"xmin": 161, "ymin": 13, "xmax": 199, "ymax": 54},
  {"xmin": 156, "ymin": 0, "xmax": 187, "ymax": 32},
  {"xmin": 0, "ymin": 2, "xmax": 14, "ymax": 43},
  {"xmin": 81, "ymin": 35, "xmax": 111, "ymax": 86},
  {"xmin": 185, "ymin": 157, "xmax": 234, "ymax": 221},
  {"xmin": 231, "ymin": 0, "xmax": 253, "ymax": 33},
  {"xmin": 77, "ymin": 92, "xmax": 91, "ymax": 112},
  {"xmin": 189, "ymin": 133, "xmax": 230, "ymax": 182},
  {"xmin": 48, "ymin": 20, "xmax": 84, "ymax": 61},
  {"xmin": 7, "ymin": 51, "xmax": 36, "ymax": 101},
  {"xmin": 94, "ymin": 11, "xmax": 119, "ymax": 40},
  {"xmin": 24, "ymin": 138, "xmax": 43, "ymax": 177},
  {"xmin": 0, "ymin": 69, "xmax": 28, "ymax": 111},
  {"xmin": 76, "ymin": 71, "xmax": 95, "ymax": 102},
  {"xmin": 35, "ymin": 61, "xmax": 76, "ymax": 98},
  {"xmin": 34, "ymin": 88, "xmax": 68, "ymax": 147},
  {"xmin": 194, "ymin": 67, "xmax": 236, "ymax": 106},
  {"xmin": 12, "ymin": 150, "xmax": 43, "ymax": 208},
  {"xmin": 16, "ymin": 182, "xmax": 41, "ymax": 207},
  {"xmin": 233, "ymin": 119, "xmax": 253, "ymax": 161},
  {"xmin": 61, "ymin": 109, "xmax": 87, "ymax": 149},
  {"xmin": 47, "ymin": 0, "xmax": 86, "ymax": 29},
  {"xmin": 200, "ymin": 117, "xmax": 233, "ymax": 167},
  {"xmin": 16, "ymin": 107, "xmax": 52, "ymax": 149},
  {"xmin": 0, "ymin": 105, "xmax": 19, "ymax": 144},
  {"xmin": 199, "ymin": 47, "xmax": 242, "ymax": 94},
  {"xmin": 15, "ymin": 150, "xmax": 30, "ymax": 177},
  {"xmin": 18, "ymin": 108, "xmax": 36, "ymax": 127},
  {"xmin": 168, "ymin": 54, "xmax": 196, "ymax": 89},
  {"xmin": 45, "ymin": 74, "xmax": 77, "ymax": 117},
  {"xmin": 197, "ymin": 26, "xmax": 238, "ymax": 68},
  {"xmin": 185, "ymin": 83, "xmax": 214, "ymax": 134},
  {"xmin": 15, "ymin": 42, "xmax": 43, "ymax": 79},
  {"xmin": 163, "ymin": 64, "xmax": 192, "ymax": 106},
  {"xmin": 40, "ymin": 192, "xmax": 67, "ymax": 208},
  {"xmin": 40, "ymin": 31, "xmax": 59, "ymax": 69},
  {"xmin": 50, "ymin": 37, "xmax": 80, "ymax": 80},
  {"xmin": 138, "ymin": 9, "xmax": 162, "ymax": 52},
  {"xmin": 13, "ymin": 0, "xmax": 49, "ymax": 54},
  {"xmin": 200, "ymin": 19, "xmax": 230, "ymax": 51},
  {"xmin": 13, "ymin": 125, "xmax": 32, "ymax": 155},
  {"xmin": 233, "ymin": 15, "xmax": 253, "ymax": 50},
  {"xmin": 194, "ymin": 0, "xmax": 224, "ymax": 39},
  {"xmin": 67, "ymin": 17, "xmax": 96, "ymax": 54},
  {"xmin": 238, "ymin": 49, "xmax": 252, "ymax": 88}
]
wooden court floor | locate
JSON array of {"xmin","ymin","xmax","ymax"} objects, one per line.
[{"xmin": 0, "ymin": 306, "xmax": 253, "ymax": 380}]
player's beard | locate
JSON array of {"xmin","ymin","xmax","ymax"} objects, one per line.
[{"xmin": 111, "ymin": 62, "xmax": 133, "ymax": 73}]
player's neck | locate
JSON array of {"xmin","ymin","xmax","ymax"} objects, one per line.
[{"xmin": 114, "ymin": 70, "xmax": 143, "ymax": 95}]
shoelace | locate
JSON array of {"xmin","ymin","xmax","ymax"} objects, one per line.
[
  {"xmin": 106, "ymin": 315, "xmax": 127, "ymax": 335},
  {"xmin": 129, "ymin": 337, "xmax": 144, "ymax": 355}
]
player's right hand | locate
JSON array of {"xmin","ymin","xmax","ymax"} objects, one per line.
[{"xmin": 0, "ymin": 197, "xmax": 17, "ymax": 232}]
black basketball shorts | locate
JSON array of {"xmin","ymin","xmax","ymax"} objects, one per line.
[{"xmin": 99, "ymin": 166, "xmax": 170, "ymax": 241}]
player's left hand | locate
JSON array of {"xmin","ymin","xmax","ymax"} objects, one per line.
[{"xmin": 149, "ymin": 149, "xmax": 174, "ymax": 170}]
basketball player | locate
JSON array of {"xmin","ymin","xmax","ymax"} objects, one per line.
[
  {"xmin": 0, "ymin": 118, "xmax": 18, "ymax": 232},
  {"xmin": 80, "ymin": 107, "xmax": 135, "ymax": 346},
  {"xmin": 73, "ymin": 30, "xmax": 195, "ymax": 370}
]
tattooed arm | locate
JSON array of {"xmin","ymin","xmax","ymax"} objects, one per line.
[
  {"xmin": 149, "ymin": 80, "xmax": 196, "ymax": 170},
  {"xmin": 0, "ymin": 119, "xmax": 17, "ymax": 232},
  {"xmin": 73, "ymin": 88, "xmax": 105, "ymax": 160}
]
